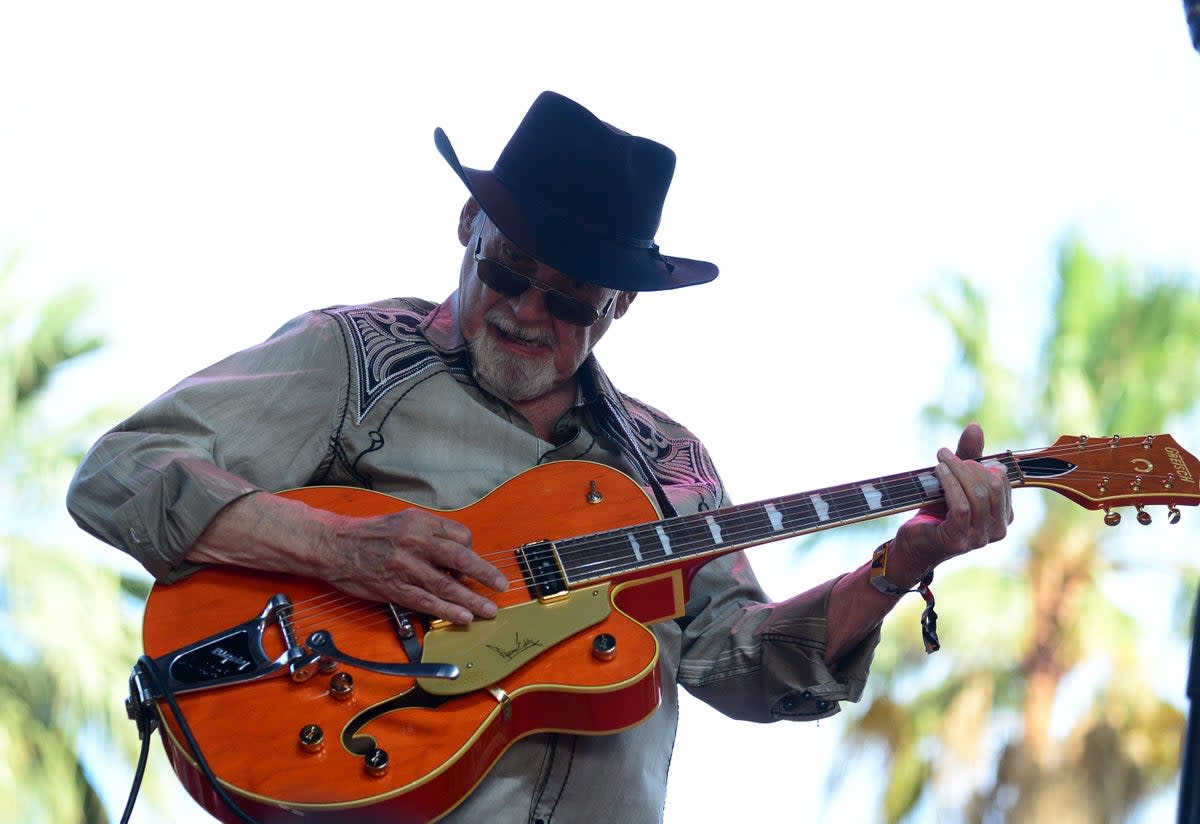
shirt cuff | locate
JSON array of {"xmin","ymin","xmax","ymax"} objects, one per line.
[
  {"xmin": 113, "ymin": 457, "xmax": 262, "ymax": 582},
  {"xmin": 759, "ymin": 575, "xmax": 881, "ymax": 720}
]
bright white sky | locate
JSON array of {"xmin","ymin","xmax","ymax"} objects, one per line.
[{"xmin": 4, "ymin": 2, "xmax": 1200, "ymax": 822}]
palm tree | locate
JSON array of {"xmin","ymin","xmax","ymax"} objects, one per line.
[
  {"xmin": 0, "ymin": 251, "xmax": 164, "ymax": 823},
  {"xmin": 835, "ymin": 233, "xmax": 1200, "ymax": 823}
]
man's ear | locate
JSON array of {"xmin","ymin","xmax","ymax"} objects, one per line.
[
  {"xmin": 614, "ymin": 292, "xmax": 638, "ymax": 319},
  {"xmin": 458, "ymin": 198, "xmax": 482, "ymax": 246}
]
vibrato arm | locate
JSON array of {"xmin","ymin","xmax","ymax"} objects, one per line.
[{"xmin": 306, "ymin": 630, "xmax": 459, "ymax": 679}]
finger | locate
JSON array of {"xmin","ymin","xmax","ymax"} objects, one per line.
[
  {"xmin": 955, "ymin": 461, "xmax": 1010, "ymax": 546},
  {"xmin": 934, "ymin": 451, "xmax": 971, "ymax": 549},
  {"xmin": 426, "ymin": 519, "xmax": 508, "ymax": 590},
  {"xmin": 389, "ymin": 510, "xmax": 506, "ymax": 591},
  {"xmin": 418, "ymin": 567, "xmax": 501, "ymax": 621},
  {"xmin": 390, "ymin": 581, "xmax": 481, "ymax": 625},
  {"xmin": 994, "ymin": 489, "xmax": 1012, "ymax": 537},
  {"xmin": 971, "ymin": 456, "xmax": 1013, "ymax": 535},
  {"xmin": 431, "ymin": 538, "xmax": 509, "ymax": 593},
  {"xmin": 937, "ymin": 448, "xmax": 1000, "ymax": 548},
  {"xmin": 956, "ymin": 423, "xmax": 985, "ymax": 460},
  {"xmin": 405, "ymin": 510, "xmax": 472, "ymax": 545}
]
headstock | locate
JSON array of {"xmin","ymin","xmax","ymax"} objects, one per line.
[{"xmin": 1013, "ymin": 434, "xmax": 1199, "ymax": 526}]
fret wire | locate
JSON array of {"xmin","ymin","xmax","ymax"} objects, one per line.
[{"xmin": 559, "ymin": 499, "xmax": 923, "ymax": 582}]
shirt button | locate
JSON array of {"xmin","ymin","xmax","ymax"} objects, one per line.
[
  {"xmin": 780, "ymin": 696, "xmax": 796, "ymax": 711},
  {"xmin": 816, "ymin": 700, "xmax": 833, "ymax": 712}
]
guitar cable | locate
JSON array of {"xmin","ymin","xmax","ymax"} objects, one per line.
[
  {"xmin": 119, "ymin": 710, "xmax": 153, "ymax": 824},
  {"xmin": 121, "ymin": 655, "xmax": 263, "ymax": 824}
]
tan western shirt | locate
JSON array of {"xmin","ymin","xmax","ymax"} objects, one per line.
[{"xmin": 68, "ymin": 294, "xmax": 878, "ymax": 823}]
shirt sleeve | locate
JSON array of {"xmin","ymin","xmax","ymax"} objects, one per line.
[
  {"xmin": 674, "ymin": 551, "xmax": 880, "ymax": 724},
  {"xmin": 621, "ymin": 399, "xmax": 881, "ymax": 724},
  {"xmin": 65, "ymin": 310, "xmax": 350, "ymax": 582}
]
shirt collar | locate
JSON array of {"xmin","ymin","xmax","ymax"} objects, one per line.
[{"xmin": 419, "ymin": 291, "xmax": 466, "ymax": 352}]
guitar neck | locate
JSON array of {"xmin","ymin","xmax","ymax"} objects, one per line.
[{"xmin": 560, "ymin": 451, "xmax": 1025, "ymax": 585}]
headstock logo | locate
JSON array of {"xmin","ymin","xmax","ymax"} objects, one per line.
[{"xmin": 1165, "ymin": 447, "xmax": 1195, "ymax": 485}]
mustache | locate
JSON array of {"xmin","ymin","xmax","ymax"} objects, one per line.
[{"xmin": 485, "ymin": 308, "xmax": 555, "ymax": 346}]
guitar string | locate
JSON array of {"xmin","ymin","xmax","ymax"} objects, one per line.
[
  {"xmin": 281, "ymin": 464, "xmax": 1176, "ymax": 639},
  {"xmin": 278, "ymin": 440, "xmax": 1169, "ymax": 608},
  {"xmin": 276, "ymin": 445, "xmax": 1183, "ymax": 636},
  {"xmin": 270, "ymin": 441, "xmax": 1185, "ymax": 635},
  {"xmin": 528, "ymin": 441, "xmax": 1177, "ymax": 578},
  {"xmin": 280, "ymin": 457, "xmax": 1100, "ymax": 647}
]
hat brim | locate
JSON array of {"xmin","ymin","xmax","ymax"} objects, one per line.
[{"xmin": 435, "ymin": 127, "xmax": 718, "ymax": 292}]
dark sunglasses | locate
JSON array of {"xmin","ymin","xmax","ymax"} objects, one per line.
[{"xmin": 474, "ymin": 237, "xmax": 614, "ymax": 327}]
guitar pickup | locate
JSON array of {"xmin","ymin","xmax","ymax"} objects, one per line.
[{"xmin": 516, "ymin": 540, "xmax": 568, "ymax": 601}]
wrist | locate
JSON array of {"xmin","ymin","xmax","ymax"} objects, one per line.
[
  {"xmin": 869, "ymin": 539, "xmax": 942, "ymax": 654},
  {"xmin": 868, "ymin": 540, "xmax": 932, "ymax": 596},
  {"xmin": 307, "ymin": 505, "xmax": 356, "ymax": 580},
  {"xmin": 875, "ymin": 538, "xmax": 932, "ymax": 591}
]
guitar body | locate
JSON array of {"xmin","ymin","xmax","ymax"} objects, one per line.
[{"xmin": 143, "ymin": 462, "xmax": 685, "ymax": 823}]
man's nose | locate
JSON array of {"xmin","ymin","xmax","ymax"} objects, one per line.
[{"xmin": 508, "ymin": 281, "xmax": 553, "ymax": 321}]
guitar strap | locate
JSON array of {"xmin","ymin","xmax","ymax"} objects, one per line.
[
  {"xmin": 581, "ymin": 363, "xmax": 679, "ymax": 520},
  {"xmin": 599, "ymin": 395, "xmax": 679, "ymax": 519}
]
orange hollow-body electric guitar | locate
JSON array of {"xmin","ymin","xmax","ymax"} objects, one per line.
[{"xmin": 131, "ymin": 435, "xmax": 1198, "ymax": 823}]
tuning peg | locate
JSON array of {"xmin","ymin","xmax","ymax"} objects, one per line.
[
  {"xmin": 1135, "ymin": 506, "xmax": 1152, "ymax": 526},
  {"xmin": 1103, "ymin": 509, "xmax": 1122, "ymax": 527},
  {"xmin": 1169, "ymin": 505, "xmax": 1182, "ymax": 525}
]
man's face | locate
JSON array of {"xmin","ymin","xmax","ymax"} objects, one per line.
[{"xmin": 457, "ymin": 209, "xmax": 633, "ymax": 403}]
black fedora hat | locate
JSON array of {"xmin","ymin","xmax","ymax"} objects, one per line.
[{"xmin": 434, "ymin": 91, "xmax": 718, "ymax": 292}]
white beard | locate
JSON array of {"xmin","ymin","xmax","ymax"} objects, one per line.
[{"xmin": 466, "ymin": 312, "xmax": 559, "ymax": 402}]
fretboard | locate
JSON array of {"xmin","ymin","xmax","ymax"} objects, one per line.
[{"xmin": 558, "ymin": 452, "xmax": 1023, "ymax": 584}]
